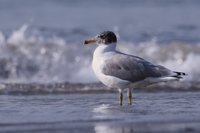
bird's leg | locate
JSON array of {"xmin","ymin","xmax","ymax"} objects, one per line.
[
  {"xmin": 127, "ymin": 88, "xmax": 132, "ymax": 105},
  {"xmin": 118, "ymin": 89, "xmax": 123, "ymax": 106}
]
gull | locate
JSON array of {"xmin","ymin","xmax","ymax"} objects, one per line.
[{"xmin": 84, "ymin": 31, "xmax": 186, "ymax": 105}]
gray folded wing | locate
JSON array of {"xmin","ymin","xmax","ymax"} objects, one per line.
[{"xmin": 102, "ymin": 53, "xmax": 172, "ymax": 82}]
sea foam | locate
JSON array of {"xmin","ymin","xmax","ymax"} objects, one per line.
[{"xmin": 0, "ymin": 25, "xmax": 199, "ymax": 83}]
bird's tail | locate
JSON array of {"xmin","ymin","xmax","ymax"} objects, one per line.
[{"xmin": 172, "ymin": 71, "xmax": 187, "ymax": 79}]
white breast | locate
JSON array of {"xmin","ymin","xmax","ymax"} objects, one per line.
[{"xmin": 92, "ymin": 44, "xmax": 129, "ymax": 89}]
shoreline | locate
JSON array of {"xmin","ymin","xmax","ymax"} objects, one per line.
[{"xmin": 0, "ymin": 81, "xmax": 199, "ymax": 95}]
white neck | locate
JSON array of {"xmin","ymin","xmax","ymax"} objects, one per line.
[
  {"xmin": 92, "ymin": 43, "xmax": 116, "ymax": 75},
  {"xmin": 94, "ymin": 43, "xmax": 116, "ymax": 55}
]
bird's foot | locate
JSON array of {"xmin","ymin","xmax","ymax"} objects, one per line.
[
  {"xmin": 128, "ymin": 88, "xmax": 132, "ymax": 105},
  {"xmin": 118, "ymin": 92, "xmax": 123, "ymax": 106},
  {"xmin": 128, "ymin": 95, "xmax": 132, "ymax": 105}
]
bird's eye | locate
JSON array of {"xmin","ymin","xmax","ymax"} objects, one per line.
[{"xmin": 99, "ymin": 34, "xmax": 105, "ymax": 38}]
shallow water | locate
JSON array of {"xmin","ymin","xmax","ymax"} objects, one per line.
[{"xmin": 1, "ymin": 92, "xmax": 200, "ymax": 133}]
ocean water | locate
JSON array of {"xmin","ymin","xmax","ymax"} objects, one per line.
[
  {"xmin": 0, "ymin": 0, "xmax": 200, "ymax": 132},
  {"xmin": 0, "ymin": 0, "xmax": 199, "ymax": 83},
  {"xmin": 1, "ymin": 92, "xmax": 200, "ymax": 133}
]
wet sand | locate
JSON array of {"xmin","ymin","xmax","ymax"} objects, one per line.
[{"xmin": 1, "ymin": 120, "xmax": 200, "ymax": 133}]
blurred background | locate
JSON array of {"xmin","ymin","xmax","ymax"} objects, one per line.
[
  {"xmin": 0, "ymin": 0, "xmax": 199, "ymax": 83},
  {"xmin": 1, "ymin": 1, "xmax": 200, "ymax": 132}
]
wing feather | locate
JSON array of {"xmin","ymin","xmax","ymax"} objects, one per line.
[{"xmin": 102, "ymin": 53, "xmax": 172, "ymax": 82}]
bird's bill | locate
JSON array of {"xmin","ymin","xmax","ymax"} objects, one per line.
[{"xmin": 84, "ymin": 38, "xmax": 97, "ymax": 45}]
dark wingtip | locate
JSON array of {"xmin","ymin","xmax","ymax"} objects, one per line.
[{"xmin": 173, "ymin": 71, "xmax": 188, "ymax": 79}]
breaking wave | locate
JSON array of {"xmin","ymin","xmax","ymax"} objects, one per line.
[{"xmin": 0, "ymin": 24, "xmax": 199, "ymax": 83}]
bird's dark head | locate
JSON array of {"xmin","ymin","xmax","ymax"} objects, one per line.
[{"xmin": 84, "ymin": 31, "xmax": 117, "ymax": 45}]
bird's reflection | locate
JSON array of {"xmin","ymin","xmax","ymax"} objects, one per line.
[
  {"xmin": 94, "ymin": 123, "xmax": 134, "ymax": 133},
  {"xmin": 92, "ymin": 104, "xmax": 135, "ymax": 133}
]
